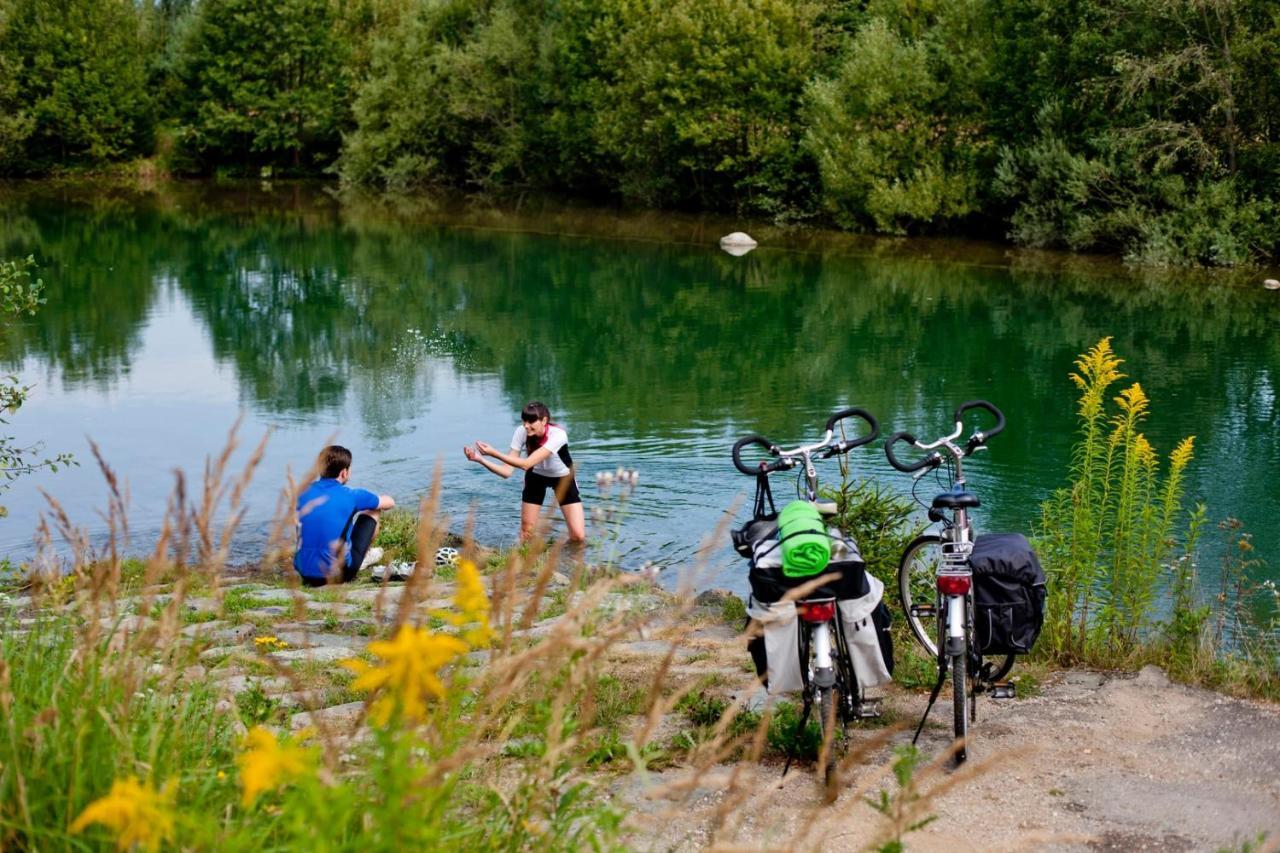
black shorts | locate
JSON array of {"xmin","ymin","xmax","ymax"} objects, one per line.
[{"xmin": 522, "ymin": 471, "xmax": 581, "ymax": 506}]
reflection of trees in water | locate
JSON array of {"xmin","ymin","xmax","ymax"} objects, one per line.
[
  {"xmin": 0, "ymin": 201, "xmax": 157, "ymax": 388},
  {"xmin": 0, "ymin": 185, "xmax": 1274, "ymax": 458}
]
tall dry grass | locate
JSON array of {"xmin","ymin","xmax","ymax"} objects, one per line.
[{"xmin": 1, "ymin": 423, "xmax": 990, "ymax": 851}]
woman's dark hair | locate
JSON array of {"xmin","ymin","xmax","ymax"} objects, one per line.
[
  {"xmin": 522, "ymin": 401, "xmax": 552, "ymax": 454},
  {"xmin": 318, "ymin": 445, "xmax": 353, "ymax": 479},
  {"xmin": 521, "ymin": 401, "xmax": 551, "ymax": 423}
]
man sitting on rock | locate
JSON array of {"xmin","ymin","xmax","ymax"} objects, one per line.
[{"xmin": 294, "ymin": 445, "xmax": 395, "ymax": 587}]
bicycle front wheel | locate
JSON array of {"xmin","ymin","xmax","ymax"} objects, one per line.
[{"xmin": 899, "ymin": 534, "xmax": 943, "ymax": 657}]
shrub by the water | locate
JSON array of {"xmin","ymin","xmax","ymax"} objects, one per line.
[{"xmin": 1036, "ymin": 338, "xmax": 1278, "ymax": 698}]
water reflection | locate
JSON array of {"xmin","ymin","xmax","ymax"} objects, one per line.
[{"xmin": 0, "ymin": 183, "xmax": 1276, "ymax": 588}]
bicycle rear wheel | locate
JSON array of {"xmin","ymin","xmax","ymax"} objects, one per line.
[
  {"xmin": 898, "ymin": 534, "xmax": 943, "ymax": 657},
  {"xmin": 817, "ymin": 684, "xmax": 838, "ymax": 785},
  {"xmin": 952, "ymin": 648, "xmax": 969, "ymax": 764}
]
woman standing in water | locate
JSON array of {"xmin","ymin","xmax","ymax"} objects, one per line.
[{"xmin": 464, "ymin": 401, "xmax": 587, "ymax": 543}]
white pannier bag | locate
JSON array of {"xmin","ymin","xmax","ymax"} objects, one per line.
[{"xmin": 838, "ymin": 573, "xmax": 893, "ymax": 689}]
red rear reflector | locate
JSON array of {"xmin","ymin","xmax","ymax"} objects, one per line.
[
  {"xmin": 937, "ymin": 574, "xmax": 971, "ymax": 595},
  {"xmin": 798, "ymin": 601, "xmax": 836, "ymax": 623}
]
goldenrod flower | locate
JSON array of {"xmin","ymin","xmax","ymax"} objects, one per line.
[
  {"xmin": 70, "ymin": 777, "xmax": 175, "ymax": 850},
  {"xmin": 429, "ymin": 559, "xmax": 494, "ymax": 647},
  {"xmin": 236, "ymin": 726, "xmax": 316, "ymax": 807},
  {"xmin": 452, "ymin": 559, "xmax": 494, "ymax": 647},
  {"xmin": 342, "ymin": 626, "xmax": 468, "ymax": 725}
]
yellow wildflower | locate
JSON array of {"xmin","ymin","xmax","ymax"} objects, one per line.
[
  {"xmin": 254, "ymin": 635, "xmax": 289, "ymax": 650},
  {"xmin": 342, "ymin": 625, "xmax": 468, "ymax": 725},
  {"xmin": 70, "ymin": 777, "xmax": 175, "ymax": 851},
  {"xmin": 429, "ymin": 559, "xmax": 494, "ymax": 648},
  {"xmin": 236, "ymin": 725, "xmax": 316, "ymax": 807}
]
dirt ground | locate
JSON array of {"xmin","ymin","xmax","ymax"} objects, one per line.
[{"xmin": 621, "ymin": 664, "xmax": 1280, "ymax": 852}]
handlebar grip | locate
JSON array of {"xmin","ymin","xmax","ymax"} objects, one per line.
[
  {"xmin": 823, "ymin": 407, "xmax": 880, "ymax": 447},
  {"xmin": 732, "ymin": 435, "xmax": 780, "ymax": 475},
  {"xmin": 955, "ymin": 400, "xmax": 1006, "ymax": 444},
  {"xmin": 884, "ymin": 431, "xmax": 940, "ymax": 473}
]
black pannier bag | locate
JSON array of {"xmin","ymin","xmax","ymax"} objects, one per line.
[{"xmin": 968, "ymin": 533, "xmax": 1047, "ymax": 655}]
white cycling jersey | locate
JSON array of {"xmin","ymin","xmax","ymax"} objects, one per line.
[{"xmin": 510, "ymin": 423, "xmax": 573, "ymax": 478}]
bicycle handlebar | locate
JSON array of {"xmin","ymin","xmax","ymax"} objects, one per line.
[
  {"xmin": 884, "ymin": 400, "xmax": 1007, "ymax": 473},
  {"xmin": 956, "ymin": 400, "xmax": 1005, "ymax": 450},
  {"xmin": 884, "ymin": 431, "xmax": 943, "ymax": 473},
  {"xmin": 821, "ymin": 407, "xmax": 880, "ymax": 456},
  {"xmin": 732, "ymin": 407, "xmax": 880, "ymax": 476},
  {"xmin": 732, "ymin": 435, "xmax": 786, "ymax": 475}
]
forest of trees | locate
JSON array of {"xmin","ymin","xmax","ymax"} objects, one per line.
[{"xmin": 1, "ymin": 0, "xmax": 1278, "ymax": 266}]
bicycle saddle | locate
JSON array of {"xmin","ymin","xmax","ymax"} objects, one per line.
[{"xmin": 932, "ymin": 489, "xmax": 980, "ymax": 509}]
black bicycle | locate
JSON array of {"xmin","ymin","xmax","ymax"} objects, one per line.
[
  {"xmin": 884, "ymin": 400, "xmax": 1015, "ymax": 764},
  {"xmin": 732, "ymin": 407, "xmax": 881, "ymax": 783}
]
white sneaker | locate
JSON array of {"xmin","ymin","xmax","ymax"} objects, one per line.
[
  {"xmin": 359, "ymin": 547, "xmax": 385, "ymax": 570},
  {"xmin": 370, "ymin": 560, "xmax": 415, "ymax": 581}
]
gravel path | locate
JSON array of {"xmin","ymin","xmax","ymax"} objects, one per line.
[{"xmin": 624, "ymin": 665, "xmax": 1280, "ymax": 851}]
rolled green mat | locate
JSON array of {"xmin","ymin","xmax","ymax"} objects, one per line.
[{"xmin": 778, "ymin": 500, "xmax": 831, "ymax": 577}]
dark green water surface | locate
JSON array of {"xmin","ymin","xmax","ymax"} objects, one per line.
[{"xmin": 1, "ymin": 183, "xmax": 1276, "ymax": 593}]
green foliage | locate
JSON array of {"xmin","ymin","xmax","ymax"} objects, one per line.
[
  {"xmin": 825, "ymin": 476, "xmax": 920, "ymax": 610},
  {"xmin": 765, "ymin": 700, "xmax": 822, "ymax": 759},
  {"xmin": 867, "ymin": 744, "xmax": 936, "ymax": 852},
  {"xmin": 235, "ymin": 681, "xmax": 284, "ymax": 725},
  {"xmin": 2, "ymin": 0, "xmax": 1280, "ymax": 262},
  {"xmin": 174, "ymin": 0, "xmax": 351, "ymax": 173},
  {"xmin": 0, "ymin": 612, "xmax": 239, "ymax": 848},
  {"xmin": 0, "ymin": 0, "xmax": 153, "ymax": 172},
  {"xmin": 804, "ymin": 16, "xmax": 979, "ymax": 233},
  {"xmin": 591, "ymin": 0, "xmax": 823, "ymax": 213},
  {"xmin": 992, "ymin": 0, "xmax": 1280, "ymax": 265},
  {"xmin": 720, "ymin": 593, "xmax": 747, "ymax": 625},
  {"xmin": 1037, "ymin": 338, "xmax": 1196, "ymax": 658},
  {"xmin": 340, "ymin": 0, "xmax": 539, "ymax": 191},
  {"xmin": 0, "ymin": 257, "xmax": 73, "ymax": 516}
]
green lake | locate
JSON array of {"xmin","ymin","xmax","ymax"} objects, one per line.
[{"xmin": 1, "ymin": 183, "xmax": 1276, "ymax": 595}]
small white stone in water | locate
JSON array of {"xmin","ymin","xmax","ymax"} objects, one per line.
[{"xmin": 719, "ymin": 231, "xmax": 758, "ymax": 257}]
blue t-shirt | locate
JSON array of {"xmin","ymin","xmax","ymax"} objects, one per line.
[{"xmin": 294, "ymin": 478, "xmax": 380, "ymax": 578}]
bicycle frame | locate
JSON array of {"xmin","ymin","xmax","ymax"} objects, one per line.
[{"xmin": 885, "ymin": 401, "xmax": 1010, "ymax": 764}]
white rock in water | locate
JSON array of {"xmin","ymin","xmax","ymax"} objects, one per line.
[
  {"xmin": 719, "ymin": 231, "xmax": 758, "ymax": 247},
  {"xmin": 1264, "ymin": 278, "xmax": 1280, "ymax": 290}
]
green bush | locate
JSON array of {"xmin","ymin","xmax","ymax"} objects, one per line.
[
  {"xmin": 173, "ymin": 0, "xmax": 351, "ymax": 174},
  {"xmin": 0, "ymin": 0, "xmax": 153, "ymax": 172},
  {"xmin": 804, "ymin": 17, "xmax": 978, "ymax": 234}
]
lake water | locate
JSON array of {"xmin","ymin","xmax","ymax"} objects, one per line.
[{"xmin": 1, "ymin": 182, "xmax": 1276, "ymax": 596}]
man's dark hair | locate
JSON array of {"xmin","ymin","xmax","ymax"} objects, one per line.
[{"xmin": 318, "ymin": 445, "xmax": 353, "ymax": 479}]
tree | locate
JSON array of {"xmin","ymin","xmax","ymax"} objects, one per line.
[
  {"xmin": 0, "ymin": 0, "xmax": 153, "ymax": 172},
  {"xmin": 0, "ymin": 257, "xmax": 73, "ymax": 516},
  {"xmin": 803, "ymin": 18, "xmax": 978, "ymax": 233},
  {"xmin": 590, "ymin": 0, "xmax": 823, "ymax": 213},
  {"xmin": 176, "ymin": 0, "xmax": 351, "ymax": 172}
]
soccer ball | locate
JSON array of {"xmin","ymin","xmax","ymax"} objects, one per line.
[{"xmin": 434, "ymin": 547, "xmax": 460, "ymax": 568}]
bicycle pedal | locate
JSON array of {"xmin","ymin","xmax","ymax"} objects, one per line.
[
  {"xmin": 990, "ymin": 682, "xmax": 1016, "ymax": 700},
  {"xmin": 909, "ymin": 603, "xmax": 937, "ymax": 619},
  {"xmin": 853, "ymin": 700, "xmax": 883, "ymax": 719}
]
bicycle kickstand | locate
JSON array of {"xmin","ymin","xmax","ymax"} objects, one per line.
[
  {"xmin": 781, "ymin": 696, "xmax": 814, "ymax": 778},
  {"xmin": 911, "ymin": 653, "xmax": 949, "ymax": 746}
]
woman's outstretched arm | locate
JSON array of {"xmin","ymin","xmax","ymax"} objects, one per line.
[
  {"xmin": 475, "ymin": 440, "xmax": 552, "ymax": 472},
  {"xmin": 464, "ymin": 444, "xmax": 515, "ymax": 479}
]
